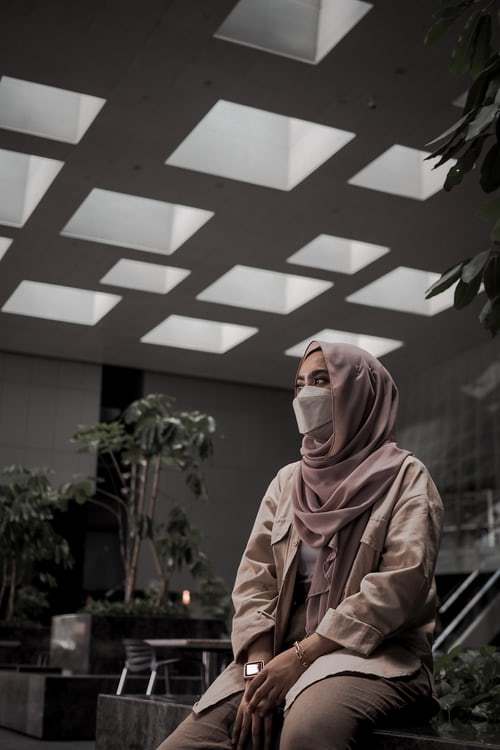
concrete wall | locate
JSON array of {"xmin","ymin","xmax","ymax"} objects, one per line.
[
  {"xmin": 0, "ymin": 351, "xmax": 101, "ymax": 484},
  {"xmin": 138, "ymin": 370, "xmax": 300, "ymax": 591}
]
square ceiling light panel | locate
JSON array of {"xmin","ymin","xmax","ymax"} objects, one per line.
[
  {"xmin": 0, "ymin": 76, "xmax": 105, "ymax": 144},
  {"xmin": 285, "ymin": 328, "xmax": 403, "ymax": 358},
  {"xmin": 346, "ymin": 266, "xmax": 457, "ymax": 315},
  {"xmin": 100, "ymin": 259, "xmax": 191, "ymax": 294},
  {"xmin": 165, "ymin": 100, "xmax": 355, "ymax": 190},
  {"xmin": 2, "ymin": 281, "xmax": 121, "ymax": 325},
  {"xmin": 215, "ymin": 0, "xmax": 373, "ymax": 64},
  {"xmin": 348, "ymin": 144, "xmax": 456, "ymax": 200},
  {"xmin": 287, "ymin": 234, "xmax": 390, "ymax": 274},
  {"xmin": 61, "ymin": 189, "xmax": 214, "ymax": 255},
  {"xmin": 0, "ymin": 237, "xmax": 13, "ymax": 262},
  {"xmin": 196, "ymin": 264, "xmax": 333, "ymax": 314},
  {"xmin": 0, "ymin": 149, "xmax": 64, "ymax": 227},
  {"xmin": 141, "ymin": 314, "xmax": 258, "ymax": 354}
]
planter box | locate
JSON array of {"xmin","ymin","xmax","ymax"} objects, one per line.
[
  {"xmin": 0, "ymin": 622, "xmax": 50, "ymax": 665},
  {"xmin": 50, "ymin": 613, "xmax": 227, "ymax": 674},
  {"xmin": 96, "ymin": 695, "xmax": 500, "ymax": 750},
  {"xmin": 0, "ymin": 670, "xmax": 171, "ymax": 740}
]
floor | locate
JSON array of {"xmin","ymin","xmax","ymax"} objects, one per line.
[{"xmin": 0, "ymin": 728, "xmax": 94, "ymax": 750}]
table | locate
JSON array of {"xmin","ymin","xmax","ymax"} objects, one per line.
[{"xmin": 145, "ymin": 638, "xmax": 233, "ymax": 690}]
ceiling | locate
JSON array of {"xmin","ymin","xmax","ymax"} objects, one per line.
[{"xmin": 0, "ymin": 0, "xmax": 493, "ymax": 390}]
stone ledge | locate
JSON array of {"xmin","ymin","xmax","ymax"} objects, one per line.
[
  {"xmin": 96, "ymin": 694, "xmax": 500, "ymax": 750},
  {"xmin": 0, "ymin": 671, "xmax": 166, "ymax": 740}
]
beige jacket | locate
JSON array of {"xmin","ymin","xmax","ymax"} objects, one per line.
[{"xmin": 193, "ymin": 454, "xmax": 444, "ymax": 715}]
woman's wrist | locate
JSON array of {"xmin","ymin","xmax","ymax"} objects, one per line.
[{"xmin": 297, "ymin": 632, "xmax": 340, "ymax": 664}]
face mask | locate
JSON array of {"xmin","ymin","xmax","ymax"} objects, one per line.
[{"xmin": 292, "ymin": 385, "xmax": 333, "ymax": 437}]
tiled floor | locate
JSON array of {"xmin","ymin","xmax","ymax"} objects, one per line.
[{"xmin": 0, "ymin": 728, "xmax": 94, "ymax": 750}]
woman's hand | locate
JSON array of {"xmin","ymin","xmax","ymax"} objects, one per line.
[
  {"xmin": 245, "ymin": 648, "xmax": 306, "ymax": 714},
  {"xmin": 231, "ymin": 682, "xmax": 274, "ymax": 750}
]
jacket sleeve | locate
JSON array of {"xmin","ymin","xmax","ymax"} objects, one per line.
[
  {"xmin": 315, "ymin": 485, "xmax": 444, "ymax": 657},
  {"xmin": 230, "ymin": 467, "xmax": 287, "ymax": 663}
]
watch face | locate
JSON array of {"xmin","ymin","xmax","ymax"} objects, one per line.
[{"xmin": 244, "ymin": 660, "xmax": 264, "ymax": 678}]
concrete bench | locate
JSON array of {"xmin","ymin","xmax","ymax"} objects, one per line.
[{"xmin": 96, "ymin": 694, "xmax": 500, "ymax": 750}]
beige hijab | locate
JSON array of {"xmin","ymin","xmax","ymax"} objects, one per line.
[{"xmin": 291, "ymin": 340, "xmax": 412, "ymax": 636}]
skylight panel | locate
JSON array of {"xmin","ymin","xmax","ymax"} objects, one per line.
[
  {"xmin": 215, "ymin": 0, "xmax": 373, "ymax": 64},
  {"xmin": 346, "ymin": 266, "xmax": 456, "ymax": 315},
  {"xmin": 2, "ymin": 281, "xmax": 121, "ymax": 325},
  {"xmin": 196, "ymin": 264, "xmax": 333, "ymax": 313},
  {"xmin": 347, "ymin": 144, "xmax": 456, "ymax": 200},
  {"xmin": 287, "ymin": 234, "xmax": 389, "ymax": 274},
  {"xmin": 0, "ymin": 76, "xmax": 105, "ymax": 144},
  {"xmin": 61, "ymin": 189, "xmax": 214, "ymax": 255},
  {"xmin": 165, "ymin": 100, "xmax": 355, "ymax": 190},
  {"xmin": 100, "ymin": 259, "xmax": 191, "ymax": 294},
  {"xmin": 0, "ymin": 237, "xmax": 13, "ymax": 262},
  {"xmin": 141, "ymin": 314, "xmax": 258, "ymax": 353},
  {"xmin": 0, "ymin": 149, "xmax": 64, "ymax": 227},
  {"xmin": 285, "ymin": 328, "xmax": 403, "ymax": 358}
]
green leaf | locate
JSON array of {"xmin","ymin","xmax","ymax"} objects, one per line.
[
  {"xmin": 437, "ymin": 134, "xmax": 488, "ymax": 181},
  {"xmin": 491, "ymin": 215, "xmax": 500, "ymax": 241},
  {"xmin": 425, "ymin": 260, "xmax": 466, "ymax": 298},
  {"xmin": 465, "ymin": 103, "xmax": 498, "ymax": 141},
  {"xmin": 461, "ymin": 249, "xmax": 490, "ymax": 283},
  {"xmin": 424, "ymin": 113, "xmax": 472, "ymax": 148},
  {"xmin": 484, "ymin": 252, "xmax": 500, "ymax": 297},
  {"xmin": 479, "ymin": 294, "xmax": 500, "ymax": 334},
  {"xmin": 425, "ymin": 18, "xmax": 457, "ymax": 46},
  {"xmin": 470, "ymin": 15, "xmax": 493, "ymax": 78},
  {"xmin": 449, "ymin": 11, "xmax": 482, "ymax": 75},
  {"xmin": 480, "ymin": 140, "xmax": 500, "ymax": 192},
  {"xmin": 478, "ymin": 196, "xmax": 500, "ymax": 221},
  {"xmin": 454, "ymin": 272, "xmax": 483, "ymax": 309}
]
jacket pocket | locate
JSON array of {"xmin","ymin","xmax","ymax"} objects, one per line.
[
  {"xmin": 271, "ymin": 516, "xmax": 292, "ymax": 544},
  {"xmin": 359, "ymin": 515, "xmax": 388, "ymax": 551},
  {"xmin": 271, "ymin": 517, "xmax": 292, "ymax": 589}
]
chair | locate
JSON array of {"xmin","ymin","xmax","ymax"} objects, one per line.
[{"xmin": 116, "ymin": 639, "xmax": 180, "ymax": 696}]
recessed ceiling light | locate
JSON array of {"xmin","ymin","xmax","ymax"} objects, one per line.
[
  {"xmin": 285, "ymin": 328, "xmax": 403, "ymax": 358},
  {"xmin": 61, "ymin": 188, "xmax": 214, "ymax": 255},
  {"xmin": 2, "ymin": 280, "xmax": 121, "ymax": 325},
  {"xmin": 215, "ymin": 0, "xmax": 373, "ymax": 64},
  {"xmin": 0, "ymin": 76, "xmax": 105, "ymax": 144},
  {"xmin": 100, "ymin": 259, "xmax": 191, "ymax": 294},
  {"xmin": 196, "ymin": 264, "xmax": 333, "ymax": 313},
  {"xmin": 0, "ymin": 237, "xmax": 13, "ymax": 262},
  {"xmin": 348, "ymin": 144, "xmax": 456, "ymax": 200},
  {"xmin": 165, "ymin": 100, "xmax": 355, "ymax": 190},
  {"xmin": 286, "ymin": 234, "xmax": 389, "ymax": 274},
  {"xmin": 0, "ymin": 148, "xmax": 64, "ymax": 227},
  {"xmin": 141, "ymin": 314, "xmax": 258, "ymax": 353},
  {"xmin": 346, "ymin": 266, "xmax": 456, "ymax": 315}
]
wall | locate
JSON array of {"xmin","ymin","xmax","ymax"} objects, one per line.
[
  {"xmin": 397, "ymin": 337, "xmax": 500, "ymax": 495},
  {"xmin": 397, "ymin": 337, "xmax": 500, "ymax": 574},
  {"xmin": 138, "ymin": 370, "xmax": 300, "ymax": 591},
  {"xmin": 0, "ymin": 351, "xmax": 101, "ymax": 483}
]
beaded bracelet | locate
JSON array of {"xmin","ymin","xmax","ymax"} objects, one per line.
[{"xmin": 293, "ymin": 639, "xmax": 310, "ymax": 668}]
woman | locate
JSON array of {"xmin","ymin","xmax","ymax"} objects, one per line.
[{"xmin": 158, "ymin": 340, "xmax": 444, "ymax": 750}]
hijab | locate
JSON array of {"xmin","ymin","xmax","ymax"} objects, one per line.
[{"xmin": 291, "ymin": 340, "xmax": 413, "ymax": 636}]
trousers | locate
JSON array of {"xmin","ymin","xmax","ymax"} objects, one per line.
[{"xmin": 156, "ymin": 663, "xmax": 436, "ymax": 750}]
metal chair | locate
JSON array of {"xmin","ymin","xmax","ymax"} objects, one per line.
[{"xmin": 116, "ymin": 639, "xmax": 180, "ymax": 696}]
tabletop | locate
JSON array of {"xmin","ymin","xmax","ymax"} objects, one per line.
[{"xmin": 145, "ymin": 638, "xmax": 232, "ymax": 651}]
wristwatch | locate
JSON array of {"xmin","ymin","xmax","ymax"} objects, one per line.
[{"xmin": 243, "ymin": 660, "xmax": 264, "ymax": 679}]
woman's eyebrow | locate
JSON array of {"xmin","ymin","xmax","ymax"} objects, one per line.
[{"xmin": 296, "ymin": 368, "xmax": 329, "ymax": 380}]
